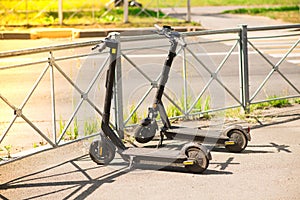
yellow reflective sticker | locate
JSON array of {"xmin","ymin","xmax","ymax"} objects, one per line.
[
  {"xmin": 183, "ymin": 161, "xmax": 194, "ymax": 166},
  {"xmin": 112, "ymin": 48, "xmax": 117, "ymax": 54},
  {"xmin": 99, "ymin": 147, "xmax": 103, "ymax": 156},
  {"xmin": 225, "ymin": 141, "xmax": 235, "ymax": 145}
]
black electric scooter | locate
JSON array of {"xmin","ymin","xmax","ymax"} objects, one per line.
[
  {"xmin": 89, "ymin": 31, "xmax": 211, "ymax": 173},
  {"xmin": 134, "ymin": 25, "xmax": 251, "ymax": 153}
]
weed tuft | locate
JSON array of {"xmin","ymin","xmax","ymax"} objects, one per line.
[
  {"xmin": 59, "ymin": 117, "xmax": 80, "ymax": 140},
  {"xmin": 223, "ymin": 5, "xmax": 300, "ymax": 14},
  {"xmin": 4, "ymin": 145, "xmax": 12, "ymax": 158},
  {"xmin": 129, "ymin": 104, "xmax": 139, "ymax": 124},
  {"xmin": 84, "ymin": 119, "xmax": 100, "ymax": 136},
  {"xmin": 167, "ymin": 103, "xmax": 182, "ymax": 118},
  {"xmin": 294, "ymin": 98, "xmax": 300, "ymax": 104},
  {"xmin": 267, "ymin": 95, "xmax": 291, "ymax": 108}
]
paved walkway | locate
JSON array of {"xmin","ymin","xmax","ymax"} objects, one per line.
[{"xmin": 1, "ymin": 105, "xmax": 300, "ymax": 199}]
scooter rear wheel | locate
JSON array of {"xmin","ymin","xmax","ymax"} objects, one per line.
[
  {"xmin": 185, "ymin": 147, "xmax": 209, "ymax": 173},
  {"xmin": 89, "ymin": 139, "xmax": 115, "ymax": 165},
  {"xmin": 225, "ymin": 130, "xmax": 248, "ymax": 153}
]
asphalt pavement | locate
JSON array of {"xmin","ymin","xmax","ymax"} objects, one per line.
[{"xmin": 0, "ymin": 104, "xmax": 300, "ymax": 199}]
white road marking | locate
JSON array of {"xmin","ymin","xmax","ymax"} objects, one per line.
[
  {"xmin": 269, "ymin": 53, "xmax": 300, "ymax": 58},
  {"xmin": 285, "ymin": 60, "xmax": 300, "ymax": 64}
]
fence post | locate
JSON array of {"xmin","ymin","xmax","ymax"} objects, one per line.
[
  {"xmin": 239, "ymin": 24, "xmax": 250, "ymax": 113},
  {"xmin": 112, "ymin": 32, "xmax": 125, "ymax": 139},
  {"xmin": 123, "ymin": 0, "xmax": 129, "ymax": 23},
  {"xmin": 186, "ymin": 0, "xmax": 191, "ymax": 22},
  {"xmin": 49, "ymin": 52, "xmax": 57, "ymax": 145},
  {"xmin": 182, "ymin": 37, "xmax": 188, "ymax": 116},
  {"xmin": 58, "ymin": 0, "xmax": 63, "ymax": 25}
]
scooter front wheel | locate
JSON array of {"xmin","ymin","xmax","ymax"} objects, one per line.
[
  {"xmin": 185, "ymin": 147, "xmax": 209, "ymax": 173},
  {"xmin": 134, "ymin": 121, "xmax": 158, "ymax": 143},
  {"xmin": 89, "ymin": 139, "xmax": 115, "ymax": 165}
]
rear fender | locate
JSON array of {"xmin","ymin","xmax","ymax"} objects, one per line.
[
  {"xmin": 141, "ymin": 117, "xmax": 151, "ymax": 126},
  {"xmin": 223, "ymin": 124, "xmax": 251, "ymax": 141},
  {"xmin": 180, "ymin": 142, "xmax": 212, "ymax": 160}
]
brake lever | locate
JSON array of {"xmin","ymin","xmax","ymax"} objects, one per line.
[
  {"xmin": 91, "ymin": 41, "xmax": 107, "ymax": 52},
  {"xmin": 91, "ymin": 44, "xmax": 100, "ymax": 51}
]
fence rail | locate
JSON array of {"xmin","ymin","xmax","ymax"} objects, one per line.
[{"xmin": 0, "ymin": 24, "xmax": 300, "ymax": 163}]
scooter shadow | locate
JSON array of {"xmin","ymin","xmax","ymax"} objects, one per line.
[
  {"xmin": 141, "ymin": 143, "xmax": 273, "ymax": 154},
  {"xmin": 211, "ymin": 146, "xmax": 274, "ymax": 154},
  {"xmin": 109, "ymin": 162, "xmax": 233, "ymax": 176},
  {"xmin": 108, "ymin": 156, "xmax": 233, "ymax": 175}
]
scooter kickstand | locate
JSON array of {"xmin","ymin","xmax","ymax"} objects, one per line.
[
  {"xmin": 157, "ymin": 131, "xmax": 164, "ymax": 148},
  {"xmin": 128, "ymin": 156, "xmax": 135, "ymax": 170}
]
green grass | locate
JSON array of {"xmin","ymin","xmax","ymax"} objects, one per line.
[
  {"xmin": 4, "ymin": 145, "xmax": 12, "ymax": 158},
  {"xmin": 1, "ymin": 0, "xmax": 298, "ymax": 11},
  {"xmin": 223, "ymin": 5, "xmax": 300, "ymax": 23},
  {"xmin": 59, "ymin": 117, "xmax": 100, "ymax": 138},
  {"xmin": 59, "ymin": 117, "xmax": 79, "ymax": 140},
  {"xmin": 268, "ymin": 95, "xmax": 291, "ymax": 108},
  {"xmin": 249, "ymin": 95, "xmax": 291, "ymax": 111},
  {"xmin": 0, "ymin": 0, "xmax": 107, "ymax": 11},
  {"xmin": 84, "ymin": 119, "xmax": 100, "ymax": 136},
  {"xmin": 223, "ymin": 5, "xmax": 299, "ymax": 14},
  {"xmin": 261, "ymin": 11, "xmax": 300, "ymax": 23},
  {"xmin": 129, "ymin": 104, "xmax": 139, "ymax": 124},
  {"xmin": 225, "ymin": 107, "xmax": 246, "ymax": 120},
  {"xmin": 250, "ymin": 102, "xmax": 270, "ymax": 111},
  {"xmin": 125, "ymin": 95, "xmax": 212, "ymax": 121},
  {"xmin": 1, "ymin": 6, "xmax": 190, "ymax": 28},
  {"xmin": 226, "ymin": 95, "xmax": 294, "ymax": 120},
  {"xmin": 1, "ymin": 0, "xmax": 299, "ymax": 27},
  {"xmin": 167, "ymin": 103, "xmax": 182, "ymax": 118},
  {"xmin": 166, "ymin": 94, "xmax": 190, "ymax": 118},
  {"xmin": 122, "ymin": 0, "xmax": 300, "ymax": 7},
  {"xmin": 166, "ymin": 95, "xmax": 211, "ymax": 119}
]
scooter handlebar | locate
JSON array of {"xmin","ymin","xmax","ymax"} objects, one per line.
[
  {"xmin": 92, "ymin": 41, "xmax": 107, "ymax": 52},
  {"xmin": 154, "ymin": 24, "xmax": 186, "ymax": 47},
  {"xmin": 154, "ymin": 24, "xmax": 173, "ymax": 37}
]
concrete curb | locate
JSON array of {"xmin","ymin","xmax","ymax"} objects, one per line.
[
  {"xmin": 0, "ymin": 32, "xmax": 32, "ymax": 39},
  {"xmin": 0, "ymin": 26, "xmax": 204, "ymax": 40}
]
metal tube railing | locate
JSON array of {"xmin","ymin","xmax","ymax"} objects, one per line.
[
  {"xmin": 0, "ymin": 40, "xmax": 103, "ymax": 58},
  {"xmin": 0, "ymin": 24, "xmax": 299, "ymax": 163}
]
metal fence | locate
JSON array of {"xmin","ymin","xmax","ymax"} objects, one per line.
[{"xmin": 0, "ymin": 24, "xmax": 300, "ymax": 162}]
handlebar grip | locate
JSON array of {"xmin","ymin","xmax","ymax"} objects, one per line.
[{"xmin": 92, "ymin": 41, "xmax": 107, "ymax": 52}]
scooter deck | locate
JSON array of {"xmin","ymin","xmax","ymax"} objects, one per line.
[
  {"xmin": 122, "ymin": 147, "xmax": 190, "ymax": 167},
  {"xmin": 122, "ymin": 147, "xmax": 186, "ymax": 160},
  {"xmin": 164, "ymin": 126, "xmax": 229, "ymax": 144}
]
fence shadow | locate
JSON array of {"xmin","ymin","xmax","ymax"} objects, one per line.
[
  {"xmin": 0, "ymin": 153, "xmax": 235, "ymax": 199},
  {"xmin": 250, "ymin": 111, "xmax": 300, "ymax": 130}
]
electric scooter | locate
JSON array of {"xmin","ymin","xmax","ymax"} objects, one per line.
[
  {"xmin": 134, "ymin": 25, "xmax": 251, "ymax": 153},
  {"xmin": 89, "ymin": 31, "xmax": 211, "ymax": 173}
]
